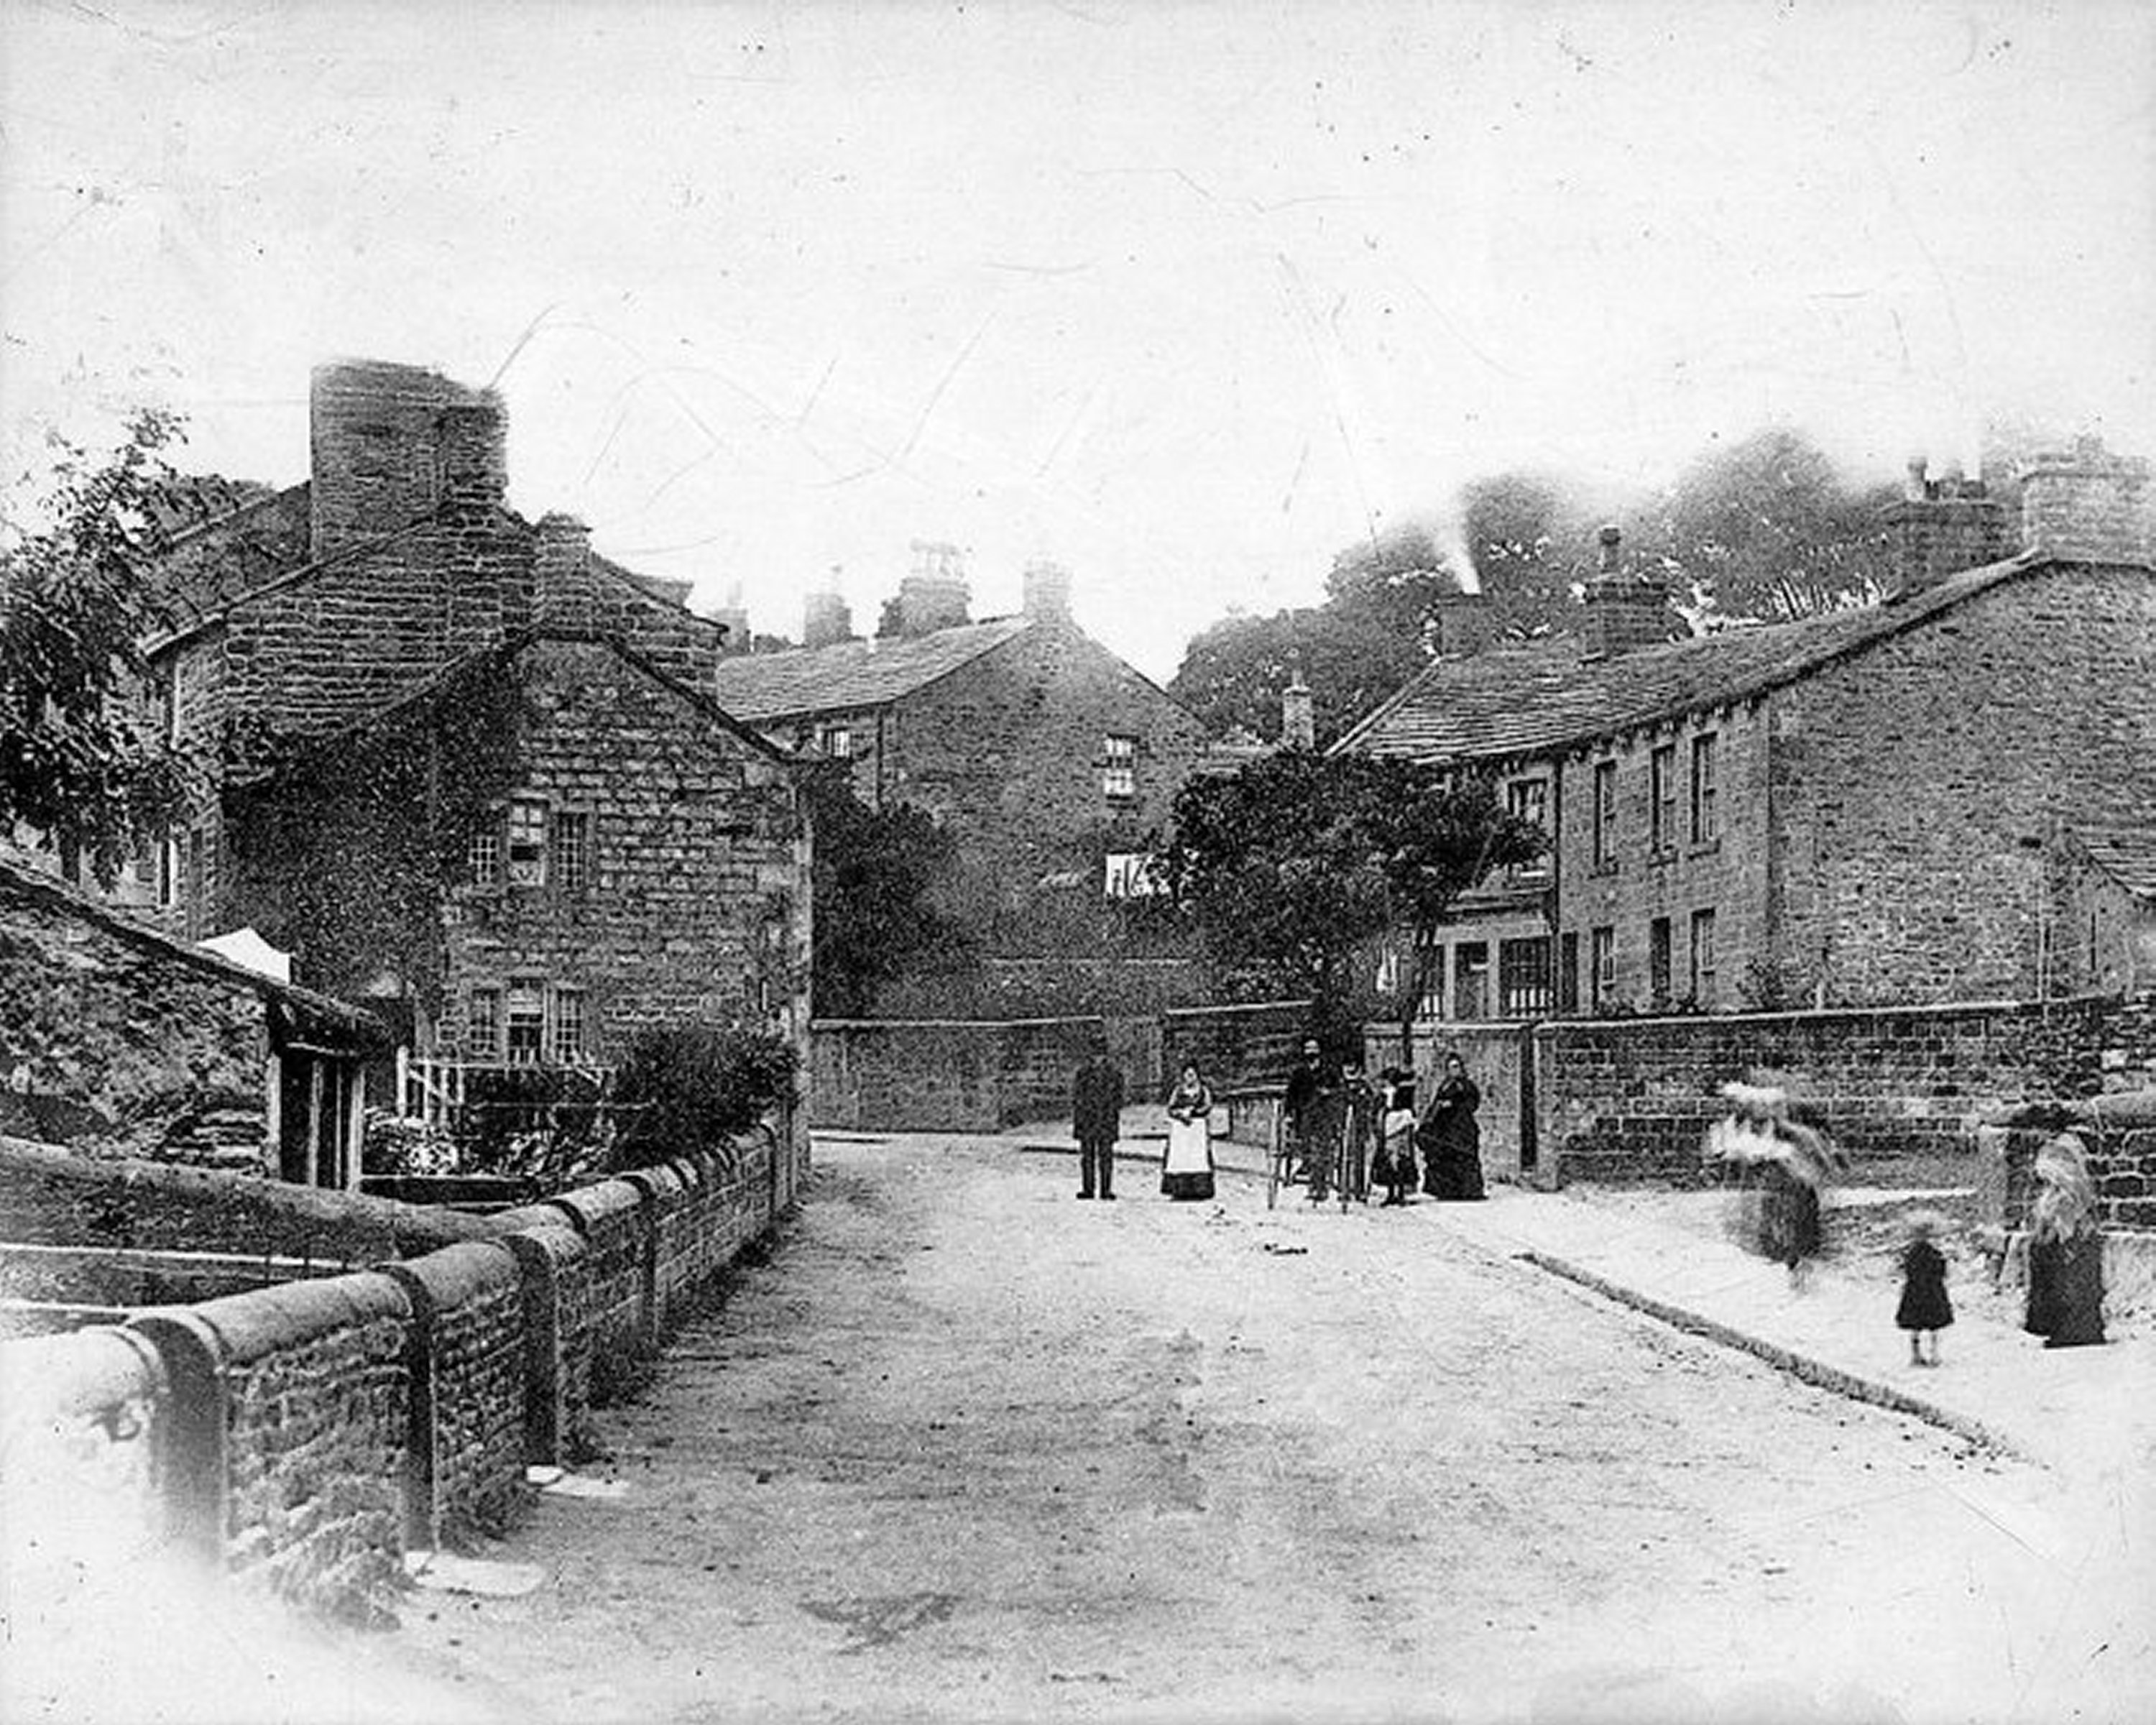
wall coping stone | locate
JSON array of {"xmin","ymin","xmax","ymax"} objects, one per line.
[
  {"xmin": 189, "ymin": 1270, "xmax": 411, "ymax": 1367},
  {"xmin": 812, "ymin": 1015, "xmax": 1103, "ymax": 1031},
  {"xmin": 379, "ymin": 1240, "xmax": 521, "ymax": 1314},
  {"xmin": 1529, "ymin": 995, "xmax": 2105, "ymax": 1038},
  {"xmin": 545, "ymin": 1179, "xmax": 645, "ymax": 1233}
]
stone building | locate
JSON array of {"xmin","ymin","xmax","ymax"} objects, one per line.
[
  {"xmin": 712, "ymin": 553, "xmax": 1214, "ymax": 975},
  {"xmin": 0, "ymin": 856, "xmax": 383, "ymax": 1183},
  {"xmin": 117, "ymin": 360, "xmax": 811, "ymax": 1105},
  {"xmin": 1338, "ymin": 439, "xmax": 2155, "ymax": 1022}
]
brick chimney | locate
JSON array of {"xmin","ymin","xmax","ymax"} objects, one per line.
[
  {"xmin": 1580, "ymin": 525, "xmax": 1672, "ymax": 656},
  {"xmin": 1434, "ymin": 591, "xmax": 1494, "ymax": 657},
  {"xmin": 533, "ymin": 512, "xmax": 595, "ymax": 630},
  {"xmin": 1022, "ymin": 558, "xmax": 1072, "ymax": 622},
  {"xmin": 309, "ymin": 360, "xmax": 505, "ymax": 561},
  {"xmin": 803, "ymin": 575, "xmax": 854, "ymax": 649},
  {"xmin": 896, "ymin": 540, "xmax": 971, "ymax": 637},
  {"xmin": 1881, "ymin": 457, "xmax": 2012, "ymax": 593},
  {"xmin": 1280, "ymin": 667, "xmax": 1316, "ymax": 750},
  {"xmin": 2020, "ymin": 436, "xmax": 2152, "ymax": 564}
]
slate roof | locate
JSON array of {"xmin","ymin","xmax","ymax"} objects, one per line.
[
  {"xmin": 1337, "ymin": 552, "xmax": 2052, "ymax": 765},
  {"xmin": 709, "ymin": 617, "xmax": 1035, "ymax": 722},
  {"xmin": 2073, "ymin": 824, "xmax": 2156, "ymax": 901},
  {"xmin": 136, "ymin": 480, "xmax": 313, "ymax": 632}
]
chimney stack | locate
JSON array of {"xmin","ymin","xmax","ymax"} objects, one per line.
[
  {"xmin": 1022, "ymin": 558, "xmax": 1073, "ymax": 622},
  {"xmin": 309, "ymin": 360, "xmax": 505, "ymax": 561},
  {"xmin": 1280, "ymin": 667, "xmax": 1316, "ymax": 750},
  {"xmin": 896, "ymin": 540, "xmax": 971, "ymax": 638},
  {"xmin": 710, "ymin": 583, "xmax": 751, "ymax": 656},
  {"xmin": 2019, "ymin": 435, "xmax": 2152, "ymax": 564},
  {"xmin": 1881, "ymin": 456, "xmax": 2012, "ymax": 594},
  {"xmin": 1580, "ymin": 525, "xmax": 1673, "ymax": 656},
  {"xmin": 803, "ymin": 573, "xmax": 854, "ymax": 650},
  {"xmin": 1434, "ymin": 591, "xmax": 1494, "ymax": 658},
  {"xmin": 533, "ymin": 512, "xmax": 594, "ymax": 630}
]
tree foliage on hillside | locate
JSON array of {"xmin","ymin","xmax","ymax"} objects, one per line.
[
  {"xmin": 803, "ymin": 762, "xmax": 977, "ymax": 1016},
  {"xmin": 0, "ymin": 408, "xmax": 201, "ymax": 885},
  {"xmin": 1160, "ymin": 751, "xmax": 1544, "ymax": 1030},
  {"xmin": 1166, "ymin": 605, "xmax": 1428, "ymax": 749}
]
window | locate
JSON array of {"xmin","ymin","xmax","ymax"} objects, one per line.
[
  {"xmin": 506, "ymin": 980, "xmax": 545, "ymax": 1064},
  {"xmin": 1650, "ymin": 744, "xmax": 1677, "ymax": 854},
  {"xmin": 507, "ymin": 799, "xmax": 548, "ymax": 886},
  {"xmin": 1103, "ymin": 852, "xmax": 1163, "ymax": 897},
  {"xmin": 819, "ymin": 724, "xmax": 854, "ymax": 760},
  {"xmin": 1690, "ymin": 733, "xmax": 1719, "ymax": 845},
  {"xmin": 1507, "ymin": 778, "xmax": 1549, "ymax": 878},
  {"xmin": 1414, "ymin": 931, "xmax": 1446, "ymax": 1020},
  {"xmin": 468, "ymin": 987, "xmax": 502, "ymax": 1059},
  {"xmin": 551, "ymin": 988, "xmax": 586, "ymax": 1063},
  {"xmin": 1592, "ymin": 760, "xmax": 1618, "ymax": 868},
  {"xmin": 1558, "ymin": 931, "xmax": 1580, "ymax": 1014},
  {"xmin": 1455, "ymin": 942, "xmax": 1490, "ymax": 1019},
  {"xmin": 157, "ymin": 827, "xmax": 177, "ymax": 909},
  {"xmin": 556, "ymin": 811, "xmax": 590, "ymax": 892},
  {"xmin": 1590, "ymin": 926, "xmax": 1616, "ymax": 1013},
  {"xmin": 469, "ymin": 824, "xmax": 503, "ymax": 887},
  {"xmin": 1649, "ymin": 917, "xmax": 1672, "ymax": 1005},
  {"xmin": 1690, "ymin": 908, "xmax": 1718, "ymax": 1006},
  {"xmin": 1102, "ymin": 734, "xmax": 1136, "ymax": 799},
  {"xmin": 1498, "ymin": 937, "xmax": 1552, "ymax": 1018}
]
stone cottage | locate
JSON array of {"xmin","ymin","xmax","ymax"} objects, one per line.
[
  {"xmin": 1337, "ymin": 438, "xmax": 2156, "ymax": 1024},
  {"xmin": 119, "ymin": 360, "xmax": 811, "ymax": 1113},
  {"xmin": 712, "ymin": 551, "xmax": 1214, "ymax": 990},
  {"xmin": 0, "ymin": 855, "xmax": 383, "ymax": 1184}
]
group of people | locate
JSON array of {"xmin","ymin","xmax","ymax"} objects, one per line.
[
  {"xmin": 1068, "ymin": 1036, "xmax": 1489, "ymax": 1208},
  {"xmin": 1709, "ymin": 1080, "xmax": 2108, "ymax": 1365}
]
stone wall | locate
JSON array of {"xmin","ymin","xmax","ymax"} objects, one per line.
[
  {"xmin": 1161, "ymin": 1000, "xmax": 1317, "ymax": 1091},
  {"xmin": 809, "ymin": 1017, "xmax": 1103, "ymax": 1131},
  {"xmin": 1766, "ymin": 561, "xmax": 2156, "ymax": 1006},
  {"xmin": 1533, "ymin": 993, "xmax": 2154, "ymax": 1187},
  {"xmin": 0, "ymin": 1123, "xmax": 798, "ymax": 1619}
]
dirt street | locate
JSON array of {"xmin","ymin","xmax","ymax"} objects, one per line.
[{"xmin": 392, "ymin": 1136, "xmax": 2146, "ymax": 1724}]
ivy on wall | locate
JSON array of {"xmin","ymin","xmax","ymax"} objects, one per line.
[{"xmin": 225, "ymin": 646, "xmax": 535, "ymax": 1020}]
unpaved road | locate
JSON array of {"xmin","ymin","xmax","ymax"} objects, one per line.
[{"xmin": 390, "ymin": 1136, "xmax": 2147, "ymax": 1724}]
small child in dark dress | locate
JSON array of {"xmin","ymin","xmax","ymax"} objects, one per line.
[{"xmin": 1895, "ymin": 1211, "xmax": 1954, "ymax": 1367}]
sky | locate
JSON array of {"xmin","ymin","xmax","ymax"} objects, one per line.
[{"xmin": 3, "ymin": 0, "xmax": 2152, "ymax": 682}]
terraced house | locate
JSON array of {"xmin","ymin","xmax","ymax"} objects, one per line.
[
  {"xmin": 121, "ymin": 360, "xmax": 811, "ymax": 1120},
  {"xmin": 712, "ymin": 551, "xmax": 1213, "ymax": 985},
  {"xmin": 1339, "ymin": 439, "xmax": 2156, "ymax": 1025}
]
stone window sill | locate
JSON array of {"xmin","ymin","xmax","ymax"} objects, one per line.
[{"xmin": 1688, "ymin": 838, "xmax": 1723, "ymax": 858}]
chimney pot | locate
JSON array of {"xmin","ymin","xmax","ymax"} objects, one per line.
[
  {"xmin": 1280, "ymin": 670, "xmax": 1316, "ymax": 750},
  {"xmin": 1597, "ymin": 523, "xmax": 1621, "ymax": 574}
]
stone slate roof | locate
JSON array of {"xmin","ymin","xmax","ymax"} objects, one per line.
[
  {"xmin": 0, "ymin": 853, "xmax": 387, "ymax": 1044},
  {"xmin": 710, "ymin": 617, "xmax": 1035, "ymax": 722},
  {"xmin": 1337, "ymin": 553, "xmax": 2047, "ymax": 765},
  {"xmin": 136, "ymin": 481, "xmax": 313, "ymax": 632},
  {"xmin": 2073, "ymin": 824, "xmax": 2156, "ymax": 901}
]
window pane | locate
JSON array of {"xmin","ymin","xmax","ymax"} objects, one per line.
[
  {"xmin": 507, "ymin": 980, "xmax": 545, "ymax": 1063},
  {"xmin": 1498, "ymin": 937, "xmax": 1552, "ymax": 1018},
  {"xmin": 556, "ymin": 811, "xmax": 589, "ymax": 891},
  {"xmin": 1691, "ymin": 735, "xmax": 1718, "ymax": 844},
  {"xmin": 1593, "ymin": 760, "xmax": 1617, "ymax": 865},
  {"xmin": 469, "ymin": 988, "xmax": 501, "ymax": 1059},
  {"xmin": 508, "ymin": 799, "xmax": 548, "ymax": 886},
  {"xmin": 1102, "ymin": 735, "xmax": 1137, "ymax": 799},
  {"xmin": 552, "ymin": 990, "xmax": 585, "ymax": 1062},
  {"xmin": 1590, "ymin": 926, "xmax": 1615, "ymax": 1011},
  {"xmin": 1649, "ymin": 918, "xmax": 1672, "ymax": 1003},
  {"xmin": 1651, "ymin": 745, "xmax": 1675, "ymax": 852},
  {"xmin": 469, "ymin": 826, "xmax": 502, "ymax": 886},
  {"xmin": 1455, "ymin": 942, "xmax": 1490, "ymax": 1018}
]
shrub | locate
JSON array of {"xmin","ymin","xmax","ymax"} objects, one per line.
[{"xmin": 611, "ymin": 1025, "xmax": 799, "ymax": 1170}]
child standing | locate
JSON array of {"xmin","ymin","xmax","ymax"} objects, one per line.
[{"xmin": 1895, "ymin": 1210, "xmax": 1954, "ymax": 1366}]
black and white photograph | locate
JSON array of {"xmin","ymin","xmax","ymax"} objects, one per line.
[{"xmin": 1, "ymin": 2, "xmax": 2152, "ymax": 1721}]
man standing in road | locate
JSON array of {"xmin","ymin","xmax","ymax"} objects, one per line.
[
  {"xmin": 1284, "ymin": 1036, "xmax": 1338, "ymax": 1195},
  {"xmin": 1072, "ymin": 1039, "xmax": 1125, "ymax": 1200}
]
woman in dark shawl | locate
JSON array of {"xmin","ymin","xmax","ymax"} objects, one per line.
[{"xmin": 1417, "ymin": 1054, "xmax": 1485, "ymax": 1200}]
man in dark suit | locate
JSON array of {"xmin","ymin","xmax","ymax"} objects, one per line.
[{"xmin": 1071, "ymin": 1041, "xmax": 1125, "ymax": 1200}]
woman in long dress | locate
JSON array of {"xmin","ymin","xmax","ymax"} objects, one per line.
[
  {"xmin": 1418, "ymin": 1054, "xmax": 1485, "ymax": 1200},
  {"xmin": 1161, "ymin": 1062, "xmax": 1217, "ymax": 1202}
]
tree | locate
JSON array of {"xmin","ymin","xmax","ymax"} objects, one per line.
[
  {"xmin": 803, "ymin": 762, "xmax": 977, "ymax": 1016},
  {"xmin": 1630, "ymin": 428, "xmax": 1897, "ymax": 623},
  {"xmin": 1, "ymin": 408, "xmax": 200, "ymax": 884},
  {"xmin": 1159, "ymin": 751, "xmax": 1544, "ymax": 1034},
  {"xmin": 1167, "ymin": 605, "xmax": 1429, "ymax": 747},
  {"xmin": 1459, "ymin": 469, "xmax": 1600, "ymax": 638},
  {"xmin": 1322, "ymin": 520, "xmax": 1462, "ymax": 643}
]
